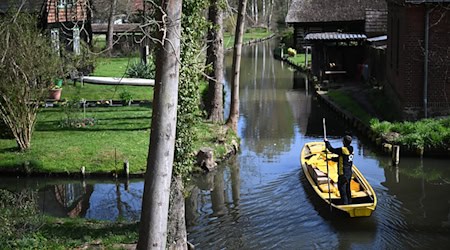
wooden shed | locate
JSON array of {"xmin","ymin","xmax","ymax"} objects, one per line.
[
  {"xmin": 305, "ymin": 32, "xmax": 367, "ymax": 81},
  {"xmin": 285, "ymin": 0, "xmax": 387, "ymax": 51}
]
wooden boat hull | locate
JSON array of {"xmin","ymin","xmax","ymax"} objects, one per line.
[{"xmin": 300, "ymin": 142, "xmax": 377, "ymax": 217}]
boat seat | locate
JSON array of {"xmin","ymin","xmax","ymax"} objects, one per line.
[
  {"xmin": 318, "ymin": 183, "xmax": 337, "ymax": 193},
  {"xmin": 317, "ymin": 176, "xmax": 329, "ymax": 185},
  {"xmin": 351, "ymin": 191, "xmax": 367, "ymax": 198}
]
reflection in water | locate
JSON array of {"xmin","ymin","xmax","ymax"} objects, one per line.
[
  {"xmin": 1, "ymin": 40, "xmax": 449, "ymax": 248},
  {"xmin": 0, "ymin": 178, "xmax": 144, "ymax": 222},
  {"xmin": 39, "ymin": 182, "xmax": 92, "ymax": 218}
]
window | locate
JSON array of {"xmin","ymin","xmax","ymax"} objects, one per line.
[
  {"xmin": 50, "ymin": 28, "xmax": 60, "ymax": 53},
  {"xmin": 58, "ymin": 0, "xmax": 74, "ymax": 8}
]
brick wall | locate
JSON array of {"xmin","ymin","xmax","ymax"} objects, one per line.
[
  {"xmin": 46, "ymin": 0, "xmax": 87, "ymax": 24},
  {"xmin": 386, "ymin": 2, "xmax": 449, "ymax": 119}
]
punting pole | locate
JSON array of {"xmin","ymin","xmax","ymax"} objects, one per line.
[{"xmin": 323, "ymin": 118, "xmax": 332, "ymax": 212}]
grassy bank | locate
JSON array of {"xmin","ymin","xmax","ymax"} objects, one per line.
[
  {"xmin": 286, "ymin": 53, "xmax": 311, "ymax": 68},
  {"xmin": 327, "ymin": 90, "xmax": 372, "ymax": 125},
  {"xmin": 371, "ymin": 118, "xmax": 450, "ymax": 152},
  {"xmin": 325, "ymin": 89, "xmax": 450, "ymax": 153}
]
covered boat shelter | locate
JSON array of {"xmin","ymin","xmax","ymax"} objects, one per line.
[{"xmin": 305, "ymin": 32, "xmax": 367, "ymax": 83}]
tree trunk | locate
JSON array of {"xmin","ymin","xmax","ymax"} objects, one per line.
[
  {"xmin": 267, "ymin": 0, "xmax": 273, "ymax": 28},
  {"xmin": 254, "ymin": 0, "xmax": 258, "ymax": 24},
  {"xmin": 106, "ymin": 0, "xmax": 118, "ymax": 56},
  {"xmin": 226, "ymin": 0, "xmax": 248, "ymax": 133},
  {"xmin": 167, "ymin": 176, "xmax": 187, "ymax": 250},
  {"xmin": 262, "ymin": 0, "xmax": 266, "ymax": 25},
  {"xmin": 206, "ymin": 0, "xmax": 224, "ymax": 123},
  {"xmin": 137, "ymin": 0, "xmax": 183, "ymax": 249}
]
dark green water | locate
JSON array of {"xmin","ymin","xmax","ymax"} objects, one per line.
[{"xmin": 1, "ymin": 40, "xmax": 449, "ymax": 249}]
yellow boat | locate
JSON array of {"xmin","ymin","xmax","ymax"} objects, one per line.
[{"xmin": 300, "ymin": 141, "xmax": 377, "ymax": 217}]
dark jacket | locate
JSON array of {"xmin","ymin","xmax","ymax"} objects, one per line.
[{"xmin": 325, "ymin": 141, "xmax": 354, "ymax": 177}]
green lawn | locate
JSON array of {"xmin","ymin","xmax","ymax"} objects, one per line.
[
  {"xmin": 287, "ymin": 53, "xmax": 311, "ymax": 68},
  {"xmin": 0, "ymin": 106, "xmax": 152, "ymax": 174},
  {"xmin": 61, "ymin": 56, "xmax": 153, "ymax": 101},
  {"xmin": 62, "ymin": 82, "xmax": 153, "ymax": 101},
  {"xmin": 0, "ymin": 105, "xmax": 237, "ymax": 175},
  {"xmin": 92, "ymin": 57, "xmax": 140, "ymax": 77}
]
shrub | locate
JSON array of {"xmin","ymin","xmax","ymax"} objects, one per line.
[
  {"xmin": 0, "ymin": 189, "xmax": 42, "ymax": 244},
  {"xmin": 370, "ymin": 119, "xmax": 392, "ymax": 135},
  {"xmin": 287, "ymin": 47, "xmax": 297, "ymax": 57},
  {"xmin": 119, "ymin": 90, "xmax": 133, "ymax": 105},
  {"xmin": 125, "ymin": 59, "xmax": 155, "ymax": 79}
]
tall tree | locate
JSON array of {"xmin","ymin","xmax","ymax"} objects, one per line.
[
  {"xmin": 106, "ymin": 0, "xmax": 118, "ymax": 55},
  {"xmin": 205, "ymin": 0, "xmax": 225, "ymax": 122},
  {"xmin": 137, "ymin": 0, "xmax": 183, "ymax": 248},
  {"xmin": 226, "ymin": 0, "xmax": 248, "ymax": 132}
]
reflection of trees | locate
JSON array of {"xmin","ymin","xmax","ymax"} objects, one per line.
[
  {"xmin": 226, "ymin": 41, "xmax": 296, "ymax": 158},
  {"xmin": 186, "ymin": 157, "xmax": 242, "ymax": 228}
]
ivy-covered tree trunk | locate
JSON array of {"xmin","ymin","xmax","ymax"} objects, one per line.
[
  {"xmin": 137, "ymin": 0, "xmax": 182, "ymax": 248},
  {"xmin": 226, "ymin": 0, "xmax": 248, "ymax": 133},
  {"xmin": 206, "ymin": 0, "xmax": 225, "ymax": 123}
]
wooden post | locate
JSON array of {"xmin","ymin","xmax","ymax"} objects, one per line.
[
  {"xmin": 123, "ymin": 160, "xmax": 129, "ymax": 179},
  {"xmin": 80, "ymin": 166, "xmax": 85, "ymax": 178},
  {"xmin": 392, "ymin": 145, "xmax": 400, "ymax": 166}
]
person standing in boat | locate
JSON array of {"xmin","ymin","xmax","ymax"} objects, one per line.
[{"xmin": 324, "ymin": 135, "xmax": 354, "ymax": 205}]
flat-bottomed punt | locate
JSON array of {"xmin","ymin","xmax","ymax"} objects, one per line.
[{"xmin": 301, "ymin": 142, "xmax": 377, "ymax": 217}]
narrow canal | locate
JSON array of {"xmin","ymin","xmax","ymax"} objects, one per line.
[{"xmin": 2, "ymin": 40, "xmax": 449, "ymax": 249}]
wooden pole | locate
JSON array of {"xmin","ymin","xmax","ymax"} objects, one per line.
[
  {"xmin": 392, "ymin": 145, "xmax": 400, "ymax": 166},
  {"xmin": 323, "ymin": 118, "xmax": 332, "ymax": 211}
]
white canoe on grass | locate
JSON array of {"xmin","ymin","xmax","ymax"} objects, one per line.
[{"xmin": 79, "ymin": 76, "xmax": 155, "ymax": 86}]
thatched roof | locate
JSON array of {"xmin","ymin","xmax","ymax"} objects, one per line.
[
  {"xmin": 0, "ymin": 0, "xmax": 44, "ymax": 14},
  {"xmin": 286, "ymin": 0, "xmax": 387, "ymax": 24}
]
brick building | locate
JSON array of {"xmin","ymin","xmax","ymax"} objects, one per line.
[{"xmin": 386, "ymin": 0, "xmax": 450, "ymax": 119}]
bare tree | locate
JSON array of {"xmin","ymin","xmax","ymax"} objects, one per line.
[
  {"xmin": 0, "ymin": 13, "xmax": 60, "ymax": 151},
  {"xmin": 226, "ymin": 0, "xmax": 248, "ymax": 132},
  {"xmin": 137, "ymin": 0, "xmax": 183, "ymax": 249},
  {"xmin": 206, "ymin": 0, "xmax": 225, "ymax": 122}
]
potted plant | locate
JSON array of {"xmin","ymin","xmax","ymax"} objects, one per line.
[{"xmin": 48, "ymin": 78, "xmax": 63, "ymax": 100}]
